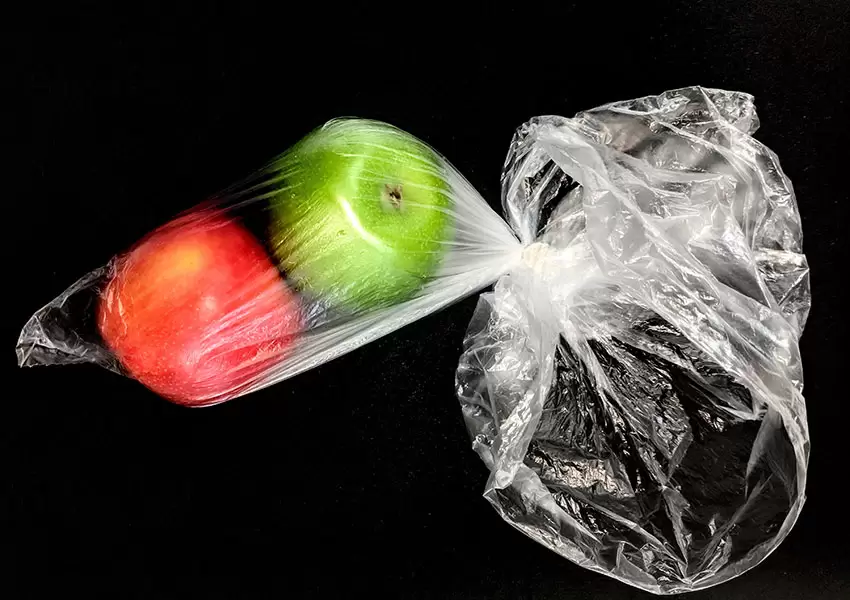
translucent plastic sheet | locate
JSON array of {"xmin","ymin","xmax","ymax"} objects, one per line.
[
  {"xmin": 17, "ymin": 119, "xmax": 520, "ymax": 406},
  {"xmin": 456, "ymin": 87, "xmax": 810, "ymax": 593}
]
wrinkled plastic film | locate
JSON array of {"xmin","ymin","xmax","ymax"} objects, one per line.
[
  {"xmin": 457, "ymin": 87, "xmax": 809, "ymax": 594},
  {"xmin": 18, "ymin": 119, "xmax": 520, "ymax": 406}
]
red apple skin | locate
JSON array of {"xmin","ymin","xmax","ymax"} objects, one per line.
[{"xmin": 98, "ymin": 212, "xmax": 301, "ymax": 406}]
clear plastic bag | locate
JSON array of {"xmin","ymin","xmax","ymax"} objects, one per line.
[
  {"xmin": 17, "ymin": 118, "xmax": 520, "ymax": 406},
  {"xmin": 17, "ymin": 87, "xmax": 809, "ymax": 593},
  {"xmin": 457, "ymin": 87, "xmax": 810, "ymax": 593}
]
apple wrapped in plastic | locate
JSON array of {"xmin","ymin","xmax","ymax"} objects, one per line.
[
  {"xmin": 269, "ymin": 120, "xmax": 453, "ymax": 314},
  {"xmin": 97, "ymin": 212, "xmax": 302, "ymax": 406},
  {"xmin": 16, "ymin": 118, "xmax": 518, "ymax": 406}
]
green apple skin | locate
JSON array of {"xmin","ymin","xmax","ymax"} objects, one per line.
[{"xmin": 270, "ymin": 120, "xmax": 453, "ymax": 313}]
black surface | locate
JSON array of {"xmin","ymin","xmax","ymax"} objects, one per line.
[{"xmin": 4, "ymin": 4, "xmax": 849, "ymax": 598}]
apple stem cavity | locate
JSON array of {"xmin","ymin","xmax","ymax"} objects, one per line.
[{"xmin": 382, "ymin": 183, "xmax": 404, "ymax": 211}]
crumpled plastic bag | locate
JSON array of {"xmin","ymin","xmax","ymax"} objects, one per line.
[
  {"xmin": 456, "ymin": 87, "xmax": 810, "ymax": 594},
  {"xmin": 17, "ymin": 85, "xmax": 809, "ymax": 593}
]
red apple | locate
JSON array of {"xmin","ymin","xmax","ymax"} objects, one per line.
[{"xmin": 98, "ymin": 212, "xmax": 301, "ymax": 406}]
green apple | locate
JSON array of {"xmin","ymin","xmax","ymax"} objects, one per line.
[{"xmin": 269, "ymin": 119, "xmax": 453, "ymax": 313}]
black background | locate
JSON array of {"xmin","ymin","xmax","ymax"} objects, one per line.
[{"xmin": 4, "ymin": 3, "xmax": 849, "ymax": 598}]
